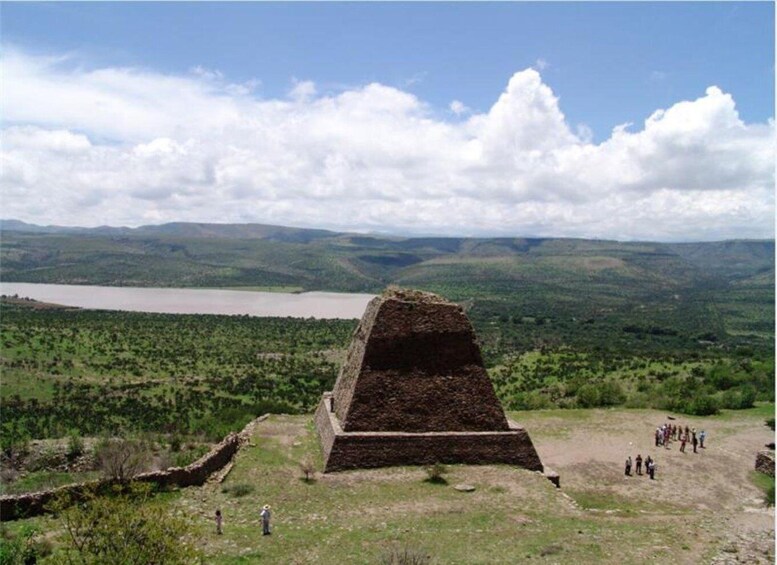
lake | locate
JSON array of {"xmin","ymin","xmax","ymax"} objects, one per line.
[{"xmin": 0, "ymin": 282, "xmax": 375, "ymax": 319}]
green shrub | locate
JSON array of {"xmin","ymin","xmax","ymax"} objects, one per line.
[
  {"xmin": 173, "ymin": 445, "xmax": 209, "ymax": 468},
  {"xmin": 49, "ymin": 482, "xmax": 200, "ymax": 564},
  {"xmin": 424, "ymin": 463, "xmax": 448, "ymax": 485},
  {"xmin": 624, "ymin": 391, "xmax": 650, "ymax": 409},
  {"xmin": 576, "ymin": 384, "xmax": 600, "ymax": 408},
  {"xmin": 0, "ymin": 423, "xmax": 29, "ymax": 460},
  {"xmin": 0, "ymin": 524, "xmax": 51, "ymax": 565},
  {"xmin": 597, "ymin": 381, "xmax": 626, "ymax": 406},
  {"xmin": 686, "ymin": 395, "xmax": 719, "ymax": 416},
  {"xmin": 720, "ymin": 386, "xmax": 757, "ymax": 410},
  {"xmin": 67, "ymin": 429, "xmax": 84, "ymax": 459},
  {"xmin": 169, "ymin": 435, "xmax": 182, "ymax": 453},
  {"xmin": 508, "ymin": 391, "xmax": 552, "ymax": 410},
  {"xmin": 222, "ymin": 483, "xmax": 254, "ymax": 497}
]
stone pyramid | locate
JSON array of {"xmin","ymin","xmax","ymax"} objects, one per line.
[
  {"xmin": 315, "ymin": 288, "xmax": 547, "ymax": 476},
  {"xmin": 332, "ymin": 288, "xmax": 509, "ymax": 432}
]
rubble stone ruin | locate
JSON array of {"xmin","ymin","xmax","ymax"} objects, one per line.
[{"xmin": 315, "ymin": 288, "xmax": 551, "ymax": 481}]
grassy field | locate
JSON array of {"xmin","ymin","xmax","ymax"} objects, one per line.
[{"xmin": 6, "ymin": 406, "xmax": 773, "ymax": 564}]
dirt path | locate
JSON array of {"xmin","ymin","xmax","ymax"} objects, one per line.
[{"xmin": 521, "ymin": 408, "xmax": 775, "ymax": 563}]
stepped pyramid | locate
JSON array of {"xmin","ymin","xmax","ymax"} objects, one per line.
[{"xmin": 315, "ymin": 288, "xmax": 546, "ymax": 475}]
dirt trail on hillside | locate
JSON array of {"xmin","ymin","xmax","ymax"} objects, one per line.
[{"xmin": 526, "ymin": 409, "xmax": 774, "ymax": 564}]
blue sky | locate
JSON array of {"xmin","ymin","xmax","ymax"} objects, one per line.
[
  {"xmin": 3, "ymin": 2, "xmax": 773, "ymax": 140},
  {"xmin": 1, "ymin": 2, "xmax": 774, "ymax": 240}
]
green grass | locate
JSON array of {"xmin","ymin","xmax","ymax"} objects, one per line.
[
  {"xmin": 6, "ymin": 410, "xmax": 769, "ymax": 564},
  {"xmin": 567, "ymin": 489, "xmax": 689, "ymax": 516},
  {"xmin": 750, "ymin": 471, "xmax": 775, "ymax": 506},
  {"xmin": 165, "ymin": 416, "xmax": 724, "ymax": 563},
  {"xmin": 712, "ymin": 402, "xmax": 775, "ymax": 421},
  {"xmin": 0, "ymin": 470, "xmax": 101, "ymax": 495}
]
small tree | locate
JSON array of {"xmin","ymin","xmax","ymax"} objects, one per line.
[
  {"xmin": 687, "ymin": 395, "xmax": 719, "ymax": 416},
  {"xmin": 95, "ymin": 438, "xmax": 149, "ymax": 480},
  {"xmin": 424, "ymin": 462, "xmax": 448, "ymax": 484},
  {"xmin": 299, "ymin": 458, "xmax": 316, "ymax": 482},
  {"xmin": 66, "ymin": 430, "xmax": 85, "ymax": 459}
]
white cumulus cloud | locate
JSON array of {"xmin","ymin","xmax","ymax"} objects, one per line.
[
  {"xmin": 0, "ymin": 47, "xmax": 773, "ymax": 241},
  {"xmin": 449, "ymin": 100, "xmax": 470, "ymax": 115}
]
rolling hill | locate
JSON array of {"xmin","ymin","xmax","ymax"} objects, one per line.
[{"xmin": 1, "ymin": 220, "xmax": 773, "ymax": 353}]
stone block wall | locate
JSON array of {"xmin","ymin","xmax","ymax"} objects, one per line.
[
  {"xmin": 316, "ymin": 397, "xmax": 543, "ymax": 473},
  {"xmin": 1, "ymin": 415, "xmax": 268, "ymax": 522}
]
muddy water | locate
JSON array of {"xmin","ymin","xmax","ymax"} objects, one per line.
[{"xmin": 0, "ymin": 282, "xmax": 375, "ymax": 319}]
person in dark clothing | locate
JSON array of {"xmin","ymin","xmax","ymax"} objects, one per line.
[
  {"xmin": 215, "ymin": 510, "xmax": 223, "ymax": 535},
  {"xmin": 635, "ymin": 454, "xmax": 643, "ymax": 475},
  {"xmin": 692, "ymin": 433, "xmax": 698, "ymax": 453}
]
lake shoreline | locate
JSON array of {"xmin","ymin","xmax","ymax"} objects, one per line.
[{"xmin": 0, "ymin": 282, "xmax": 375, "ymax": 319}]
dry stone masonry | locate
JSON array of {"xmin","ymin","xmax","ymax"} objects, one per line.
[
  {"xmin": 755, "ymin": 450, "xmax": 775, "ymax": 477},
  {"xmin": 0, "ymin": 414, "xmax": 269, "ymax": 521},
  {"xmin": 316, "ymin": 288, "xmax": 547, "ymax": 475}
]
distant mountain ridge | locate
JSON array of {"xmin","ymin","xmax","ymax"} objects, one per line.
[
  {"xmin": 0, "ymin": 219, "xmax": 341, "ymax": 243},
  {"xmin": 1, "ymin": 219, "xmax": 773, "ymax": 286},
  {"xmin": 3, "ymin": 219, "xmax": 773, "ymax": 245}
]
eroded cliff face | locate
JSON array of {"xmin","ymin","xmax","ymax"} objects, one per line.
[{"xmin": 332, "ymin": 288, "xmax": 509, "ymax": 432}]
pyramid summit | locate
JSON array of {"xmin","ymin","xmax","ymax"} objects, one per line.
[
  {"xmin": 315, "ymin": 288, "xmax": 547, "ymax": 475},
  {"xmin": 332, "ymin": 287, "xmax": 509, "ymax": 432}
]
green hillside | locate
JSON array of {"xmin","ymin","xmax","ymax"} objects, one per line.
[{"xmin": 2, "ymin": 223, "xmax": 772, "ymax": 356}]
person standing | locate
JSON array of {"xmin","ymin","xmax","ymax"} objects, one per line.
[
  {"xmin": 261, "ymin": 504, "xmax": 272, "ymax": 536},
  {"xmin": 655, "ymin": 428, "xmax": 661, "ymax": 447},
  {"xmin": 635, "ymin": 454, "xmax": 643, "ymax": 475},
  {"xmin": 648, "ymin": 459, "xmax": 656, "ymax": 480},
  {"xmin": 215, "ymin": 509, "xmax": 223, "ymax": 535},
  {"xmin": 680, "ymin": 432, "xmax": 687, "ymax": 453},
  {"xmin": 692, "ymin": 432, "xmax": 698, "ymax": 453},
  {"xmin": 699, "ymin": 430, "xmax": 706, "ymax": 448},
  {"xmin": 625, "ymin": 456, "xmax": 632, "ymax": 476}
]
